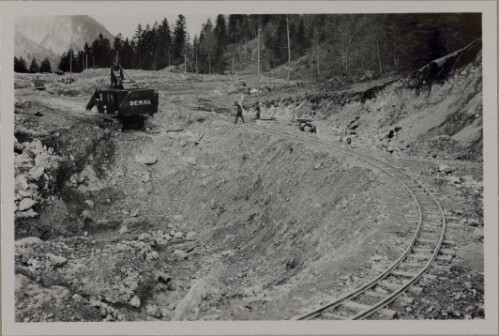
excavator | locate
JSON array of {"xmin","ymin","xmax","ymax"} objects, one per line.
[{"xmin": 86, "ymin": 62, "xmax": 159, "ymax": 129}]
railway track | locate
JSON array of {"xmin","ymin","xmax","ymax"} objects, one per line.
[{"xmin": 245, "ymin": 123, "xmax": 450, "ymax": 320}]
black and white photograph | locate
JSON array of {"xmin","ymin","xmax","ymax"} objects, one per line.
[{"xmin": 1, "ymin": 1, "xmax": 498, "ymax": 335}]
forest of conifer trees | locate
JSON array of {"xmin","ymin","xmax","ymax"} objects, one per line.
[{"xmin": 17, "ymin": 13, "xmax": 480, "ymax": 81}]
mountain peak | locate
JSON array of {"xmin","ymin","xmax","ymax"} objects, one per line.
[{"xmin": 15, "ymin": 15, "xmax": 114, "ymax": 64}]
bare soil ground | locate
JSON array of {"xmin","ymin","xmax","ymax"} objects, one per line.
[{"xmin": 13, "ymin": 61, "xmax": 483, "ymax": 321}]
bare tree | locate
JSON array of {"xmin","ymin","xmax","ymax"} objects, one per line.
[
  {"xmin": 314, "ymin": 28, "xmax": 320, "ymax": 79},
  {"xmin": 286, "ymin": 14, "xmax": 291, "ymax": 82},
  {"xmin": 257, "ymin": 27, "xmax": 261, "ymax": 96},
  {"xmin": 375, "ymin": 15, "xmax": 383, "ymax": 75}
]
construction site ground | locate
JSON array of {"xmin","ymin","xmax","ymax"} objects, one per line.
[{"xmin": 13, "ymin": 67, "xmax": 484, "ymax": 322}]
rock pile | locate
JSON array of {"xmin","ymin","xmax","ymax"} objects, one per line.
[{"xmin": 15, "ymin": 137, "xmax": 62, "ymax": 219}]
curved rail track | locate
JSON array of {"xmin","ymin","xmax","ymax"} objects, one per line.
[{"xmin": 245, "ymin": 123, "xmax": 450, "ymax": 320}]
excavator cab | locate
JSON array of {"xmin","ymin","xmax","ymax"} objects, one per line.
[{"xmin": 86, "ymin": 63, "xmax": 159, "ymax": 128}]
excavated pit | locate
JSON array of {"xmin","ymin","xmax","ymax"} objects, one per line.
[{"xmin": 15, "ymin": 106, "xmax": 416, "ymax": 321}]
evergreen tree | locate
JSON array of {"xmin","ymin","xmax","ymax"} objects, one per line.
[
  {"xmin": 172, "ymin": 15, "xmax": 187, "ymax": 65},
  {"xmin": 199, "ymin": 19, "xmax": 216, "ymax": 74},
  {"xmin": 193, "ymin": 35, "xmax": 199, "ymax": 73},
  {"xmin": 227, "ymin": 15, "xmax": 242, "ymax": 44},
  {"xmin": 14, "ymin": 57, "xmax": 28, "ymax": 73},
  {"xmin": 294, "ymin": 17, "xmax": 310, "ymax": 56},
  {"xmin": 140, "ymin": 23, "xmax": 155, "ymax": 69},
  {"xmin": 121, "ymin": 37, "xmax": 135, "ymax": 69},
  {"xmin": 213, "ymin": 14, "xmax": 228, "ymax": 73},
  {"xmin": 134, "ymin": 24, "xmax": 144, "ymax": 68},
  {"xmin": 58, "ymin": 52, "xmax": 69, "ymax": 72},
  {"xmin": 91, "ymin": 34, "xmax": 113, "ymax": 67},
  {"xmin": 83, "ymin": 41, "xmax": 91, "ymax": 69},
  {"xmin": 113, "ymin": 33, "xmax": 124, "ymax": 63},
  {"xmin": 29, "ymin": 58, "xmax": 40, "ymax": 73},
  {"xmin": 39, "ymin": 58, "xmax": 52, "ymax": 73},
  {"xmin": 155, "ymin": 18, "xmax": 172, "ymax": 69}
]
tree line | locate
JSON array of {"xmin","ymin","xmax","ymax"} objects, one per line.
[
  {"xmin": 56, "ymin": 15, "xmax": 188, "ymax": 73},
  {"xmin": 15, "ymin": 13, "xmax": 480, "ymax": 80},
  {"xmin": 14, "ymin": 57, "xmax": 52, "ymax": 73}
]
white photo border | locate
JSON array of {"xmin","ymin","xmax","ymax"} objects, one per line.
[{"xmin": 1, "ymin": 1, "xmax": 497, "ymax": 335}]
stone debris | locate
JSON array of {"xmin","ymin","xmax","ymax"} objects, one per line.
[
  {"xmin": 18, "ymin": 198, "xmax": 37, "ymax": 211},
  {"xmin": 468, "ymin": 218, "xmax": 480, "ymax": 227},
  {"xmin": 173, "ymin": 249, "xmax": 188, "ymax": 260},
  {"xmin": 146, "ymin": 304, "xmax": 162, "ymax": 318},
  {"xmin": 186, "ymin": 156, "xmax": 197, "ymax": 165},
  {"xmin": 138, "ymin": 233, "xmax": 153, "ymax": 242},
  {"xmin": 155, "ymin": 271, "xmax": 172, "ymax": 285},
  {"xmin": 15, "ymin": 236, "xmax": 43, "ymax": 247},
  {"xmin": 16, "ymin": 209, "xmax": 38, "ymax": 218},
  {"xmin": 119, "ymin": 225, "xmax": 129, "ymax": 234},
  {"xmin": 186, "ymin": 231, "xmax": 197, "ymax": 240},
  {"xmin": 72, "ymin": 293, "xmax": 83, "ymax": 303},
  {"xmin": 152, "ymin": 230, "xmax": 171, "ymax": 246},
  {"xmin": 472, "ymin": 228, "xmax": 484, "ymax": 241},
  {"xmin": 129, "ymin": 295, "xmax": 141, "ymax": 308},
  {"xmin": 173, "ymin": 273, "xmax": 222, "ymax": 321},
  {"xmin": 46, "ymin": 253, "xmax": 68, "ymax": 267},
  {"xmin": 14, "ymin": 137, "xmax": 62, "ymax": 219},
  {"xmin": 135, "ymin": 154, "xmax": 157, "ymax": 165},
  {"xmin": 438, "ymin": 164, "xmax": 453, "ymax": 174},
  {"xmin": 28, "ymin": 166, "xmax": 45, "ymax": 181}
]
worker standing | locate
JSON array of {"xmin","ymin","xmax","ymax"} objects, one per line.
[
  {"xmin": 234, "ymin": 101, "xmax": 245, "ymax": 124},
  {"xmin": 255, "ymin": 101, "xmax": 261, "ymax": 120},
  {"xmin": 110, "ymin": 62, "xmax": 124, "ymax": 89}
]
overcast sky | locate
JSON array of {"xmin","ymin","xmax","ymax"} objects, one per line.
[{"xmin": 92, "ymin": 15, "xmax": 215, "ymax": 40}]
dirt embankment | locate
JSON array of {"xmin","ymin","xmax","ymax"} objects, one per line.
[{"xmin": 260, "ymin": 47, "xmax": 482, "ymax": 162}]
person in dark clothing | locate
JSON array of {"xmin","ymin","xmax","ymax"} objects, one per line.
[
  {"xmin": 255, "ymin": 101, "xmax": 261, "ymax": 120},
  {"xmin": 234, "ymin": 101, "xmax": 245, "ymax": 124},
  {"xmin": 110, "ymin": 63, "xmax": 124, "ymax": 89}
]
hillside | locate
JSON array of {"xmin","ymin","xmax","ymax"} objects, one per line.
[
  {"xmin": 15, "ymin": 15, "xmax": 113, "ymax": 64},
  {"xmin": 267, "ymin": 42, "xmax": 483, "ymax": 162}
]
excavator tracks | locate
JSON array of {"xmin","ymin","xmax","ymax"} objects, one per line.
[{"xmin": 246, "ymin": 124, "xmax": 449, "ymax": 320}]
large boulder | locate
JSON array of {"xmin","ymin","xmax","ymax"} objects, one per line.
[
  {"xmin": 27, "ymin": 166, "xmax": 45, "ymax": 181},
  {"xmin": 46, "ymin": 253, "xmax": 68, "ymax": 267},
  {"xmin": 18, "ymin": 198, "xmax": 37, "ymax": 211}
]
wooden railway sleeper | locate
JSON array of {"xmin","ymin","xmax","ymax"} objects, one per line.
[
  {"xmin": 417, "ymin": 238, "xmax": 439, "ymax": 245},
  {"xmin": 390, "ymin": 270, "xmax": 417, "ymax": 278},
  {"xmin": 411, "ymin": 247, "xmax": 434, "ymax": 254},
  {"xmin": 341, "ymin": 301, "xmax": 398, "ymax": 319},
  {"xmin": 319, "ymin": 312, "xmax": 348, "ymax": 320}
]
